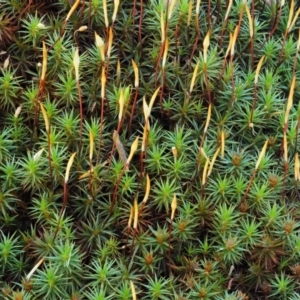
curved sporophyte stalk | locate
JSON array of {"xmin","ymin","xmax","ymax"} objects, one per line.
[
  {"xmin": 281, "ymin": 75, "xmax": 296, "ymax": 198},
  {"xmin": 168, "ymin": 193, "xmax": 177, "ymax": 270},
  {"xmin": 202, "ymin": 30, "xmax": 212, "ymax": 105},
  {"xmin": 277, "ymin": 0, "xmax": 300, "ymax": 67},
  {"xmin": 245, "ymin": 4, "xmax": 254, "ymax": 68},
  {"xmin": 160, "ymin": 38, "xmax": 169, "ymax": 114},
  {"xmin": 189, "ymin": 0, "xmax": 201, "ymax": 67},
  {"xmin": 132, "ymin": 0, "xmax": 143, "ymax": 48},
  {"xmin": 97, "ymin": 65, "xmax": 107, "ymax": 164},
  {"xmin": 110, "ymin": 136, "xmax": 139, "ymax": 212},
  {"xmin": 139, "ymin": 172, "xmax": 151, "ymax": 216},
  {"xmin": 219, "ymin": 0, "xmax": 233, "ymax": 48},
  {"xmin": 89, "ymin": 129, "xmax": 94, "ymax": 197},
  {"xmin": 33, "ymin": 42, "xmax": 47, "ymax": 143},
  {"xmin": 129, "ymin": 59, "xmax": 139, "ymax": 134},
  {"xmin": 250, "ymin": 55, "xmax": 265, "ymax": 125},
  {"xmin": 130, "ymin": 197, "xmax": 139, "ymax": 255},
  {"xmin": 53, "ymin": 151, "xmax": 76, "ymax": 241},
  {"xmin": 39, "ymin": 101, "xmax": 53, "ymax": 186},
  {"xmin": 196, "ymin": 103, "xmax": 212, "ymax": 169},
  {"xmin": 73, "ymin": 47, "xmax": 83, "ymax": 146},
  {"xmin": 217, "ymin": 27, "xmax": 238, "ymax": 128},
  {"xmin": 49, "ymin": 0, "xmax": 81, "ymax": 50},
  {"xmin": 154, "ymin": 0, "xmax": 176, "ymax": 91},
  {"xmin": 240, "ymin": 139, "xmax": 269, "ymax": 208},
  {"xmin": 140, "ymin": 88, "xmax": 160, "ymax": 178}
]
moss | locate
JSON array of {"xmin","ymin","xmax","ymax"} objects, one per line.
[{"xmin": 0, "ymin": 0, "xmax": 300, "ymax": 299}]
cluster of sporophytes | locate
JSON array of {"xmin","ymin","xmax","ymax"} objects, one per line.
[{"xmin": 0, "ymin": 0, "xmax": 300, "ymax": 299}]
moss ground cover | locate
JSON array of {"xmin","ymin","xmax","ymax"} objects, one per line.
[{"xmin": 0, "ymin": 0, "xmax": 300, "ymax": 299}]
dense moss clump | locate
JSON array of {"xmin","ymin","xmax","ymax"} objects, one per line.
[{"xmin": 0, "ymin": 0, "xmax": 300, "ymax": 299}]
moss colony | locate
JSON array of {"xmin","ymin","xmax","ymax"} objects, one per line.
[{"xmin": 1, "ymin": 0, "xmax": 300, "ymax": 299}]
